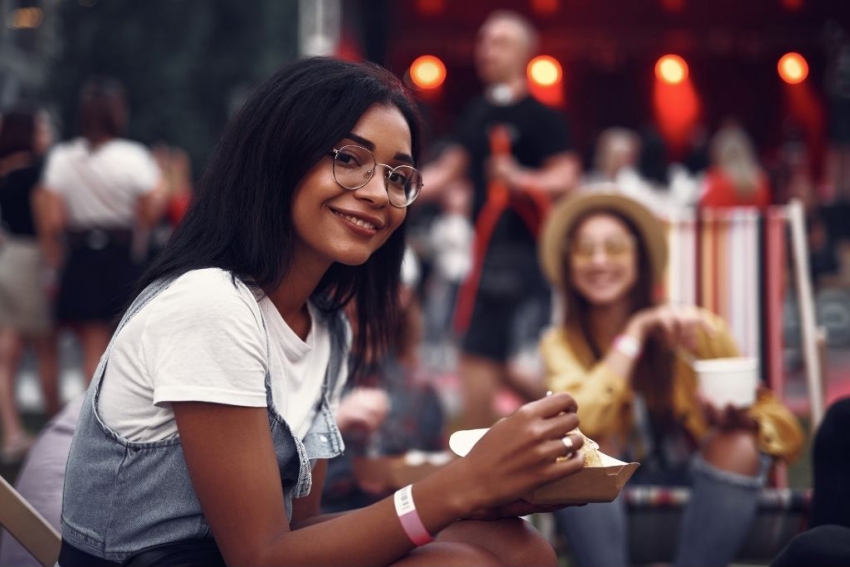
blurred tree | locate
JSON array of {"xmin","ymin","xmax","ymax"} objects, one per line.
[{"xmin": 46, "ymin": 0, "xmax": 298, "ymax": 178}]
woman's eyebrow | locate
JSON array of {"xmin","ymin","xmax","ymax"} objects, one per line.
[
  {"xmin": 345, "ymin": 132, "xmax": 414, "ymax": 165},
  {"xmin": 345, "ymin": 132, "xmax": 374, "ymax": 149}
]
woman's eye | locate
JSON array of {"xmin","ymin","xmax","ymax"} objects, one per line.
[
  {"xmin": 574, "ymin": 241, "xmax": 595, "ymax": 257},
  {"xmin": 605, "ymin": 239, "xmax": 633, "ymax": 256},
  {"xmin": 607, "ymin": 241, "xmax": 626, "ymax": 253},
  {"xmin": 336, "ymin": 151, "xmax": 361, "ymax": 168},
  {"xmin": 386, "ymin": 170, "xmax": 409, "ymax": 186}
]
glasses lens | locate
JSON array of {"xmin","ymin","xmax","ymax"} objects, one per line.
[
  {"xmin": 385, "ymin": 165, "xmax": 423, "ymax": 207},
  {"xmin": 570, "ymin": 237, "xmax": 634, "ymax": 262},
  {"xmin": 571, "ymin": 240, "xmax": 596, "ymax": 260},
  {"xmin": 333, "ymin": 145, "xmax": 375, "ymax": 190},
  {"xmin": 603, "ymin": 238, "xmax": 633, "ymax": 258}
]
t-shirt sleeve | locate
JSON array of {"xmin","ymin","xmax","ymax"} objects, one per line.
[
  {"xmin": 40, "ymin": 146, "xmax": 66, "ymax": 194},
  {"xmin": 141, "ymin": 274, "xmax": 268, "ymax": 408},
  {"xmin": 535, "ymin": 107, "xmax": 572, "ymax": 158},
  {"xmin": 452, "ymin": 100, "xmax": 486, "ymax": 153},
  {"xmin": 540, "ymin": 328, "xmax": 630, "ymax": 440},
  {"xmin": 129, "ymin": 146, "xmax": 162, "ymax": 196}
]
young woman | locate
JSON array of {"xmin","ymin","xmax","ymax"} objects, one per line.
[
  {"xmin": 38, "ymin": 77, "xmax": 166, "ymax": 383},
  {"xmin": 58, "ymin": 58, "xmax": 587, "ymax": 567},
  {"xmin": 0, "ymin": 106, "xmax": 60, "ymax": 462},
  {"xmin": 537, "ymin": 188, "xmax": 804, "ymax": 567}
]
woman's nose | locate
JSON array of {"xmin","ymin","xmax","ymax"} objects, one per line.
[
  {"xmin": 590, "ymin": 246, "xmax": 608, "ymax": 265},
  {"xmin": 355, "ymin": 169, "xmax": 390, "ymax": 206}
]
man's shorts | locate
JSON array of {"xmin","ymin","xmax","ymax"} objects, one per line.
[{"xmin": 461, "ymin": 287, "xmax": 551, "ymax": 363}]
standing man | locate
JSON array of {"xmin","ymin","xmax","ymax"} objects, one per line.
[{"xmin": 422, "ymin": 10, "xmax": 580, "ymax": 428}]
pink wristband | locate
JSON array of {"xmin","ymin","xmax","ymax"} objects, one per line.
[
  {"xmin": 613, "ymin": 334, "xmax": 642, "ymax": 359},
  {"xmin": 394, "ymin": 484, "xmax": 433, "ymax": 546}
]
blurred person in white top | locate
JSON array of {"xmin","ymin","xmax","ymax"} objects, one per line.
[
  {"xmin": 583, "ymin": 127, "xmax": 677, "ymax": 216},
  {"xmin": 37, "ymin": 77, "xmax": 166, "ymax": 384}
]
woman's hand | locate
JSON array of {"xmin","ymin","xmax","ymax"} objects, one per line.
[
  {"xmin": 485, "ymin": 154, "xmax": 522, "ymax": 187},
  {"xmin": 628, "ymin": 305, "xmax": 715, "ymax": 352},
  {"xmin": 449, "ymin": 392, "xmax": 587, "ymax": 513},
  {"xmin": 334, "ymin": 387, "xmax": 389, "ymax": 437},
  {"xmin": 698, "ymin": 390, "xmax": 760, "ymax": 432}
]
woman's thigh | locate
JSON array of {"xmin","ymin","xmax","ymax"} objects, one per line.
[{"xmin": 424, "ymin": 517, "xmax": 558, "ymax": 567}]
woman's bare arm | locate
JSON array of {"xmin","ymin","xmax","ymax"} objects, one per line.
[
  {"xmin": 174, "ymin": 392, "xmax": 584, "ymax": 567},
  {"xmin": 31, "ymin": 187, "xmax": 65, "ymax": 268}
]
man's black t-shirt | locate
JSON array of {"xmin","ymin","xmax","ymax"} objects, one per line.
[{"xmin": 453, "ymin": 95, "xmax": 570, "ymax": 296}]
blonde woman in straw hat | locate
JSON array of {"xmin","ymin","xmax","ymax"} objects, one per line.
[{"xmin": 537, "ymin": 187, "xmax": 803, "ymax": 567}]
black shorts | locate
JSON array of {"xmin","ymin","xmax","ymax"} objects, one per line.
[
  {"xmin": 56, "ymin": 229, "xmax": 144, "ymax": 325},
  {"xmin": 461, "ymin": 288, "xmax": 551, "ymax": 363}
]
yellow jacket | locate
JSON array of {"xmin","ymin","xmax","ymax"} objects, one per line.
[{"xmin": 540, "ymin": 312, "xmax": 804, "ymax": 462}]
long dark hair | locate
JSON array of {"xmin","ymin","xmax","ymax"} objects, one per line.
[
  {"xmin": 0, "ymin": 108, "xmax": 36, "ymax": 159},
  {"xmin": 78, "ymin": 76, "xmax": 127, "ymax": 143},
  {"xmin": 137, "ymin": 57, "xmax": 422, "ymax": 368},
  {"xmin": 561, "ymin": 209, "xmax": 675, "ymax": 420}
]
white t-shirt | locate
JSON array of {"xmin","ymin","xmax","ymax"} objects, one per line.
[
  {"xmin": 98, "ymin": 269, "xmax": 348, "ymax": 442},
  {"xmin": 42, "ymin": 138, "xmax": 160, "ymax": 229}
]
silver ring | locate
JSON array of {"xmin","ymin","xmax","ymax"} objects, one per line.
[{"xmin": 561, "ymin": 436, "xmax": 574, "ymax": 452}]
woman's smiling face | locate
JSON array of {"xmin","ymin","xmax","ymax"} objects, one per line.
[
  {"xmin": 567, "ymin": 213, "xmax": 638, "ymax": 307},
  {"xmin": 290, "ymin": 103, "xmax": 411, "ymax": 270}
]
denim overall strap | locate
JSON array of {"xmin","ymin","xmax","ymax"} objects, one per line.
[{"xmin": 257, "ymin": 304, "xmax": 348, "ymax": 502}]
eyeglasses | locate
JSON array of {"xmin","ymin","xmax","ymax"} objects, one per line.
[
  {"xmin": 329, "ymin": 144, "xmax": 423, "ymax": 208},
  {"xmin": 569, "ymin": 236, "xmax": 635, "ymax": 263}
]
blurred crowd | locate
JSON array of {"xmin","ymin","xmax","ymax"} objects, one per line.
[{"xmin": 2, "ymin": 8, "xmax": 850, "ymax": 567}]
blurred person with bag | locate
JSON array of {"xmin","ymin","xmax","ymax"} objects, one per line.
[
  {"xmin": 0, "ymin": 106, "xmax": 60, "ymax": 463},
  {"xmin": 37, "ymin": 77, "xmax": 166, "ymax": 383},
  {"xmin": 421, "ymin": 10, "xmax": 580, "ymax": 429},
  {"xmin": 538, "ymin": 188, "xmax": 803, "ymax": 566}
]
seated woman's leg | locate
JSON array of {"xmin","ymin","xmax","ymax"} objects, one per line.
[
  {"xmin": 674, "ymin": 429, "xmax": 769, "ymax": 567},
  {"xmin": 811, "ymin": 397, "xmax": 850, "ymax": 529},
  {"xmin": 771, "ymin": 524, "xmax": 850, "ymax": 567},
  {"xmin": 414, "ymin": 517, "xmax": 558, "ymax": 567},
  {"xmin": 554, "ymin": 497, "xmax": 628, "ymax": 567},
  {"xmin": 391, "ymin": 541, "xmax": 503, "ymax": 567}
]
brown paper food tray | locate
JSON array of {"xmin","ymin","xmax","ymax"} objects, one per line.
[
  {"xmin": 526, "ymin": 460, "xmax": 640, "ymax": 505},
  {"xmin": 448, "ymin": 427, "xmax": 639, "ymax": 506}
]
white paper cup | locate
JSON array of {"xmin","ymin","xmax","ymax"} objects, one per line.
[{"xmin": 693, "ymin": 357, "xmax": 759, "ymax": 409}]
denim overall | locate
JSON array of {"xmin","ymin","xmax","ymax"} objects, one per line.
[{"xmin": 60, "ymin": 275, "xmax": 347, "ymax": 563}]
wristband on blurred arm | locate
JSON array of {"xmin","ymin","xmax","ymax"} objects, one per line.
[{"xmin": 613, "ymin": 334, "xmax": 642, "ymax": 359}]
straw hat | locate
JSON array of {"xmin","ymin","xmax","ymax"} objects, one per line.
[{"xmin": 538, "ymin": 187, "xmax": 668, "ymax": 287}]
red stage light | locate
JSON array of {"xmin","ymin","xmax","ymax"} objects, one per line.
[
  {"xmin": 416, "ymin": 0, "xmax": 444, "ymax": 15},
  {"xmin": 531, "ymin": 0, "xmax": 559, "ymax": 15},
  {"xmin": 660, "ymin": 0, "xmax": 685, "ymax": 12},
  {"xmin": 655, "ymin": 55, "xmax": 688, "ymax": 85},
  {"xmin": 410, "ymin": 55, "xmax": 446, "ymax": 89},
  {"xmin": 778, "ymin": 53, "xmax": 809, "ymax": 85},
  {"xmin": 528, "ymin": 56, "xmax": 562, "ymax": 87}
]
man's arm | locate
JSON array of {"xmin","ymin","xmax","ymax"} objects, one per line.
[
  {"xmin": 488, "ymin": 151, "xmax": 581, "ymax": 199},
  {"xmin": 418, "ymin": 145, "xmax": 471, "ymax": 205}
]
